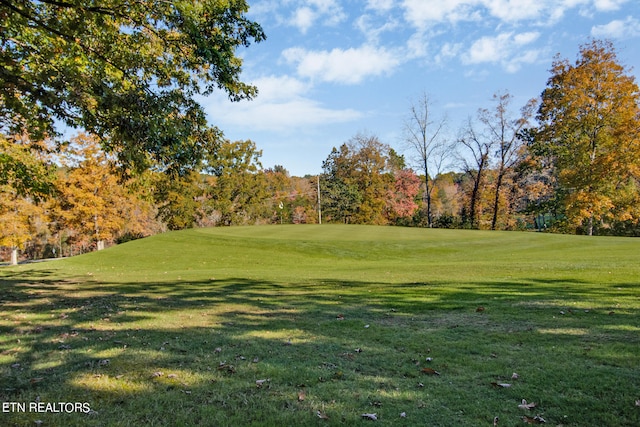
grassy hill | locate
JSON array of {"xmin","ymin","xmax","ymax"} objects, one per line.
[{"xmin": 1, "ymin": 225, "xmax": 639, "ymax": 426}]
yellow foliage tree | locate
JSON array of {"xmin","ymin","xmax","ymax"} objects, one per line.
[
  {"xmin": 54, "ymin": 133, "xmax": 153, "ymax": 251},
  {"xmin": 0, "ymin": 136, "xmax": 52, "ymax": 264},
  {"xmin": 535, "ymin": 40, "xmax": 640, "ymax": 235}
]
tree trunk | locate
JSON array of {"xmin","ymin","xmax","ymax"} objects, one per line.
[
  {"xmin": 491, "ymin": 172, "xmax": 505, "ymax": 230},
  {"xmin": 423, "ymin": 159, "xmax": 432, "ymax": 228},
  {"xmin": 10, "ymin": 247, "xmax": 18, "ymax": 265},
  {"xmin": 469, "ymin": 171, "xmax": 482, "ymax": 228},
  {"xmin": 424, "ymin": 174, "xmax": 432, "ymax": 228}
]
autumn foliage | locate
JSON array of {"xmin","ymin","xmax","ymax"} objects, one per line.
[{"xmin": 2, "ymin": 39, "xmax": 640, "ymax": 263}]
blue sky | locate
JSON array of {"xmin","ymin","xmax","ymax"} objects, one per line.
[{"xmin": 202, "ymin": 0, "xmax": 640, "ymax": 176}]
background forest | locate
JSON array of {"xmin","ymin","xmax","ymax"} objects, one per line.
[{"xmin": 2, "ymin": 38, "xmax": 640, "ymax": 264}]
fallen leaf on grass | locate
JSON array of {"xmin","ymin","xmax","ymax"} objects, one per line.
[
  {"xmin": 493, "ymin": 416, "xmax": 499, "ymax": 426},
  {"xmin": 361, "ymin": 413, "xmax": 378, "ymax": 420},
  {"xmin": 336, "ymin": 314, "xmax": 345, "ymax": 320},
  {"xmin": 98, "ymin": 359, "xmax": 110, "ymax": 366},
  {"xmin": 167, "ymin": 374, "xmax": 178, "ymax": 379},
  {"xmin": 421, "ymin": 367, "xmax": 440, "ymax": 375},
  {"xmin": 635, "ymin": 399, "xmax": 640, "ymax": 407},
  {"xmin": 30, "ymin": 377, "xmax": 44, "ymax": 384},
  {"xmin": 298, "ymin": 390, "xmax": 306, "ymax": 401},
  {"xmin": 317, "ymin": 410, "xmax": 329, "ymax": 420},
  {"xmin": 522, "ymin": 415, "xmax": 546, "ymax": 424},
  {"xmin": 491, "ymin": 382, "xmax": 511, "ymax": 388},
  {"xmin": 400, "ymin": 412, "xmax": 406, "ymax": 418},
  {"xmin": 255, "ymin": 379, "xmax": 269, "ymax": 387},
  {"xmin": 476, "ymin": 306, "xmax": 485, "ymax": 312},
  {"xmin": 151, "ymin": 371, "xmax": 164, "ymax": 378},
  {"xmin": 518, "ymin": 399, "xmax": 537, "ymax": 410},
  {"xmin": 217, "ymin": 363, "xmax": 236, "ymax": 374},
  {"xmin": 214, "ymin": 347, "xmax": 222, "ymax": 354},
  {"xmin": 512, "ymin": 372, "xmax": 520, "ymax": 379}
]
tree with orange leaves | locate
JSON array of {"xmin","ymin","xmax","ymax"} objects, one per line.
[{"xmin": 534, "ymin": 39, "xmax": 640, "ymax": 235}]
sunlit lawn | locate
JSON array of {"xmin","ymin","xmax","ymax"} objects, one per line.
[{"xmin": 1, "ymin": 225, "xmax": 639, "ymax": 426}]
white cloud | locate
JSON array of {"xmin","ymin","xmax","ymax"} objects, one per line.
[
  {"xmin": 402, "ymin": 0, "xmax": 481, "ymax": 27},
  {"xmin": 203, "ymin": 75, "xmax": 362, "ymax": 133},
  {"xmin": 400, "ymin": 0, "xmax": 626, "ymax": 28},
  {"xmin": 464, "ymin": 33, "xmax": 514, "ymax": 64},
  {"xmin": 463, "ymin": 31, "xmax": 542, "ymax": 72},
  {"xmin": 592, "ymin": 0, "xmax": 629, "ymax": 11},
  {"xmin": 252, "ymin": 75, "xmax": 311, "ymax": 102},
  {"xmin": 482, "ymin": 0, "xmax": 546, "ymax": 22},
  {"xmin": 513, "ymin": 31, "xmax": 541, "ymax": 45},
  {"xmin": 591, "ymin": 16, "xmax": 640, "ymax": 38},
  {"xmin": 355, "ymin": 13, "xmax": 400, "ymax": 43},
  {"xmin": 282, "ymin": 45, "xmax": 403, "ymax": 84},
  {"xmin": 366, "ymin": 0, "xmax": 395, "ymax": 12},
  {"xmin": 291, "ymin": 7, "xmax": 315, "ymax": 34},
  {"xmin": 287, "ymin": 0, "xmax": 347, "ymax": 33},
  {"xmin": 435, "ymin": 42, "xmax": 464, "ymax": 65}
]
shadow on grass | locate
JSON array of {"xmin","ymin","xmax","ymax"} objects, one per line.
[{"xmin": 1, "ymin": 271, "xmax": 639, "ymax": 426}]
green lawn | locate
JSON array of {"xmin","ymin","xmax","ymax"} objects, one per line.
[{"xmin": 1, "ymin": 225, "xmax": 639, "ymax": 426}]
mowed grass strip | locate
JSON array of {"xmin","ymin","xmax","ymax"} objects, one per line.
[{"xmin": 1, "ymin": 225, "xmax": 639, "ymax": 426}]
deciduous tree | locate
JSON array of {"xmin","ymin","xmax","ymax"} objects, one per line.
[
  {"xmin": 54, "ymin": 133, "xmax": 152, "ymax": 250},
  {"xmin": 205, "ymin": 139, "xmax": 268, "ymax": 225},
  {"xmin": 534, "ymin": 39, "xmax": 640, "ymax": 235},
  {"xmin": 1, "ymin": 0, "xmax": 265, "ymax": 174},
  {"xmin": 0, "ymin": 135, "xmax": 53, "ymax": 263},
  {"xmin": 478, "ymin": 92, "xmax": 536, "ymax": 230},
  {"xmin": 386, "ymin": 169, "xmax": 420, "ymax": 222},
  {"xmin": 458, "ymin": 117, "xmax": 493, "ymax": 228},
  {"xmin": 403, "ymin": 92, "xmax": 451, "ymax": 227}
]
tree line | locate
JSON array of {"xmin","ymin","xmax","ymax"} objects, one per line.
[{"xmin": 2, "ymin": 10, "xmax": 640, "ymax": 265}]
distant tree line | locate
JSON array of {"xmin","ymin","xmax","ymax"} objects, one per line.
[{"xmin": 2, "ymin": 39, "xmax": 640, "ymax": 264}]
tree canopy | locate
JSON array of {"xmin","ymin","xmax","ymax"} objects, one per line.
[
  {"xmin": 534, "ymin": 39, "xmax": 640, "ymax": 235},
  {"xmin": 0, "ymin": 0, "xmax": 265, "ymax": 174}
]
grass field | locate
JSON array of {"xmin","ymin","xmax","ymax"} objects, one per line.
[{"xmin": 1, "ymin": 225, "xmax": 639, "ymax": 426}]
